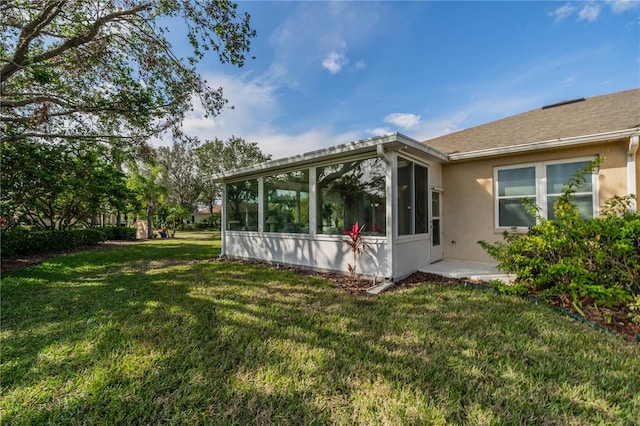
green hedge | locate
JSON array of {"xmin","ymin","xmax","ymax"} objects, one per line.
[
  {"xmin": 1, "ymin": 226, "xmax": 136, "ymax": 257},
  {"xmin": 100, "ymin": 226, "xmax": 137, "ymax": 241}
]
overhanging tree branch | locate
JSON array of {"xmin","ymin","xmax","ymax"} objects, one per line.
[
  {"xmin": 1, "ymin": 1, "xmax": 255, "ymax": 148},
  {"xmin": 29, "ymin": 3, "xmax": 152, "ymax": 67},
  {"xmin": 0, "ymin": 133, "xmax": 147, "ymax": 143},
  {"xmin": 0, "ymin": 95, "xmax": 67, "ymax": 108},
  {"xmin": 1, "ymin": 2, "xmax": 152, "ymax": 81},
  {"xmin": 1, "ymin": 1, "xmax": 65, "ymax": 80}
]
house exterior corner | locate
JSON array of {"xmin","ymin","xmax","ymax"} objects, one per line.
[{"xmin": 439, "ymin": 139, "xmax": 635, "ymax": 262}]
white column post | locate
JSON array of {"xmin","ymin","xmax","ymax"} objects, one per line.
[
  {"xmin": 309, "ymin": 167, "xmax": 317, "ymax": 236},
  {"xmin": 221, "ymin": 183, "xmax": 227, "ymax": 257},
  {"xmin": 628, "ymin": 135, "xmax": 639, "ymax": 212},
  {"xmin": 258, "ymin": 177, "xmax": 264, "ymax": 233}
]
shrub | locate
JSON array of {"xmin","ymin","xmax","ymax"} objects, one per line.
[
  {"xmin": 479, "ymin": 159, "xmax": 639, "ymax": 309},
  {"xmin": 1, "ymin": 228, "xmax": 106, "ymax": 257},
  {"xmin": 342, "ymin": 222, "xmax": 367, "ymax": 280},
  {"xmin": 629, "ymin": 295, "xmax": 640, "ymax": 326},
  {"xmin": 197, "ymin": 214, "xmax": 221, "ymax": 230},
  {"xmin": 0, "ymin": 227, "xmax": 29, "ymax": 257},
  {"xmin": 101, "ymin": 226, "xmax": 137, "ymax": 241}
]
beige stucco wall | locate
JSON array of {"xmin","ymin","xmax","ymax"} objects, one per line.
[
  {"xmin": 133, "ymin": 220, "xmax": 149, "ymax": 240},
  {"xmin": 441, "ymin": 139, "xmax": 632, "ymax": 262}
]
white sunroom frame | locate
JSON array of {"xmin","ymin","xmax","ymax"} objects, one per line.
[{"xmin": 212, "ymin": 133, "xmax": 447, "ymax": 282}]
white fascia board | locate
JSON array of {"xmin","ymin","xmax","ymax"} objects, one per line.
[
  {"xmin": 447, "ymin": 128, "xmax": 640, "ymax": 161},
  {"xmin": 395, "ymin": 133, "xmax": 450, "ymax": 162},
  {"xmin": 210, "ymin": 132, "xmax": 448, "ymax": 182}
]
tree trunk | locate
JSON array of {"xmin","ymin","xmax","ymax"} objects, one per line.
[{"xmin": 146, "ymin": 198, "xmax": 153, "ymax": 239}]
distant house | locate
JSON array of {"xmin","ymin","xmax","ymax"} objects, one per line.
[
  {"xmin": 213, "ymin": 88, "xmax": 640, "ymax": 281},
  {"xmin": 194, "ymin": 205, "xmax": 222, "ymax": 224}
]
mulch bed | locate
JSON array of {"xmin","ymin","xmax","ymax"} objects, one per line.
[
  {"xmin": 3, "ymin": 251, "xmax": 638, "ymax": 343},
  {"xmin": 542, "ymin": 294, "xmax": 640, "ymax": 343}
]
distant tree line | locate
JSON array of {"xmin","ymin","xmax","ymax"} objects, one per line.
[
  {"xmin": 0, "ymin": 0, "xmax": 263, "ymax": 236},
  {"xmin": 0, "ymin": 136, "xmax": 271, "ymax": 236}
]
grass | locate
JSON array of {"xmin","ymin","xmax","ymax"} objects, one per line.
[{"xmin": 2, "ymin": 235, "xmax": 639, "ymax": 425}]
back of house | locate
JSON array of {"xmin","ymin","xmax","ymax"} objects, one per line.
[
  {"xmin": 425, "ymin": 88, "xmax": 640, "ymax": 262},
  {"xmin": 214, "ymin": 88, "xmax": 639, "ymax": 279}
]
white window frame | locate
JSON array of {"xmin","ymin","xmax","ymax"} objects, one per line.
[
  {"xmin": 494, "ymin": 156, "xmax": 598, "ymax": 229},
  {"xmin": 397, "ymin": 156, "xmax": 430, "ymax": 237}
]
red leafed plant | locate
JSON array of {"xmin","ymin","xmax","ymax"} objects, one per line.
[{"xmin": 342, "ymin": 222, "xmax": 367, "ymax": 280}]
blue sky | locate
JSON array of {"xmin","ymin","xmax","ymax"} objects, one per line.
[{"xmin": 173, "ymin": 1, "xmax": 640, "ymax": 159}]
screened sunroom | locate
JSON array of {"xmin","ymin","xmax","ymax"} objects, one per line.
[{"xmin": 213, "ymin": 133, "xmax": 447, "ymax": 281}]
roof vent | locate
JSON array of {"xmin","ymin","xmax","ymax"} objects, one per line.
[{"xmin": 541, "ymin": 97, "xmax": 586, "ymax": 110}]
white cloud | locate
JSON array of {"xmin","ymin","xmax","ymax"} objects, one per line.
[
  {"xmin": 405, "ymin": 92, "xmax": 548, "ymax": 143},
  {"xmin": 251, "ymin": 128, "xmax": 362, "ymax": 159},
  {"xmin": 384, "ymin": 113, "xmax": 422, "ymax": 130},
  {"xmin": 322, "ymin": 52, "xmax": 349, "ymax": 74},
  {"xmin": 152, "ymin": 70, "xmax": 367, "ymax": 159},
  {"xmin": 366, "ymin": 114, "xmax": 468, "ymax": 142},
  {"xmin": 607, "ymin": 0, "xmax": 640, "ymax": 14},
  {"xmin": 578, "ymin": 3, "xmax": 602, "ymax": 21},
  {"xmin": 550, "ymin": 1, "xmax": 637, "ymax": 22},
  {"xmin": 550, "ymin": 4, "xmax": 576, "ymax": 22},
  {"xmin": 263, "ymin": 62, "xmax": 299, "ymax": 91},
  {"xmin": 368, "ymin": 127, "xmax": 392, "ymax": 136},
  {"xmin": 355, "ymin": 60, "xmax": 366, "ymax": 69},
  {"xmin": 187, "ymin": 73, "xmax": 279, "ymax": 135},
  {"xmin": 151, "ymin": 71, "xmax": 280, "ymax": 147},
  {"xmin": 268, "ymin": 2, "xmax": 385, "ymax": 83},
  {"xmin": 412, "ymin": 114, "xmax": 470, "ymax": 141},
  {"xmin": 365, "ymin": 111, "xmax": 467, "ymax": 142}
]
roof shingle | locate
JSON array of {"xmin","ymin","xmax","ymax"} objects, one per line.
[{"xmin": 424, "ymin": 88, "xmax": 640, "ymax": 155}]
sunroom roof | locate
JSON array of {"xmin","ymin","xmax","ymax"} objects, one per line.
[{"xmin": 211, "ymin": 132, "xmax": 448, "ymax": 182}]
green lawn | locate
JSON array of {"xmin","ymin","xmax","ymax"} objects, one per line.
[{"xmin": 2, "ymin": 235, "xmax": 639, "ymax": 425}]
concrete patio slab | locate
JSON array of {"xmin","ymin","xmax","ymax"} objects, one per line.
[{"xmin": 419, "ymin": 259, "xmax": 515, "ymax": 284}]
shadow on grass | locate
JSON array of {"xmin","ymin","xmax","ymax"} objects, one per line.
[{"xmin": 2, "ymin": 241, "xmax": 640, "ymax": 424}]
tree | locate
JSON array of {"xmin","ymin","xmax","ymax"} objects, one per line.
[
  {"xmin": 127, "ymin": 164, "xmax": 167, "ymax": 239},
  {"xmin": 195, "ymin": 136, "xmax": 271, "ymax": 212},
  {"xmin": 156, "ymin": 138, "xmax": 201, "ymax": 215},
  {"xmin": 1, "ymin": 1, "xmax": 256, "ymax": 146},
  {"xmin": 220, "ymin": 136, "xmax": 272, "ymax": 170},
  {"xmin": 0, "ymin": 140, "xmax": 130, "ymax": 229},
  {"xmin": 164, "ymin": 203, "xmax": 191, "ymax": 237},
  {"xmin": 196, "ymin": 138, "xmax": 225, "ymax": 217}
]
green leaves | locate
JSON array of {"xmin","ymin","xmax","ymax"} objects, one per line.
[
  {"xmin": 29, "ymin": 64, "xmax": 57, "ymax": 85},
  {"xmin": 479, "ymin": 158, "xmax": 639, "ymax": 310},
  {"xmin": 1, "ymin": 1, "xmax": 256, "ymax": 145},
  {"xmin": 1, "ymin": 140, "xmax": 132, "ymax": 230},
  {"xmin": 0, "ymin": 228, "xmax": 106, "ymax": 257}
]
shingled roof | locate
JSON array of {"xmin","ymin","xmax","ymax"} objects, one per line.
[{"xmin": 424, "ymin": 88, "xmax": 640, "ymax": 157}]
